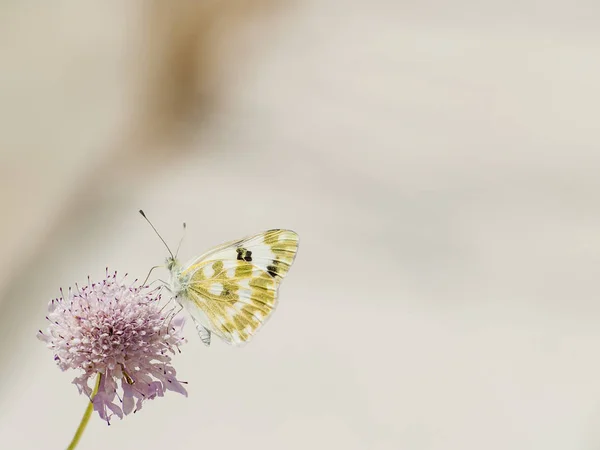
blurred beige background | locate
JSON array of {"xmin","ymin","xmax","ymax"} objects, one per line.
[{"xmin": 1, "ymin": 1, "xmax": 600, "ymax": 449}]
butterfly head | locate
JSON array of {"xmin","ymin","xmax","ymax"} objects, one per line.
[{"xmin": 166, "ymin": 256, "xmax": 179, "ymax": 272}]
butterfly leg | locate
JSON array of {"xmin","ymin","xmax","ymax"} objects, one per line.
[
  {"xmin": 141, "ymin": 265, "xmax": 163, "ymax": 287},
  {"xmin": 166, "ymin": 303, "xmax": 184, "ymax": 332},
  {"xmin": 157, "ymin": 285, "xmax": 178, "ymax": 313}
]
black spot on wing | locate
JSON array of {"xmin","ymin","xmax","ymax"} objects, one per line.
[
  {"xmin": 236, "ymin": 248, "xmax": 244, "ymax": 261},
  {"xmin": 236, "ymin": 247, "xmax": 253, "ymax": 262},
  {"xmin": 266, "ymin": 264, "xmax": 278, "ymax": 278}
]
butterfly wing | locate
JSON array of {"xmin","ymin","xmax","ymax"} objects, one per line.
[{"xmin": 178, "ymin": 229, "xmax": 299, "ymax": 345}]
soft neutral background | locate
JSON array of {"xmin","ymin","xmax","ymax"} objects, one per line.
[{"xmin": 1, "ymin": 1, "xmax": 600, "ymax": 449}]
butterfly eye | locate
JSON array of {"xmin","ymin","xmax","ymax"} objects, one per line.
[{"xmin": 166, "ymin": 258, "xmax": 177, "ymax": 271}]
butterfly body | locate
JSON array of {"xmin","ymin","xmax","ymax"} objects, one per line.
[
  {"xmin": 165, "ymin": 229, "xmax": 299, "ymax": 346},
  {"xmin": 166, "ymin": 257, "xmax": 186, "ymax": 295}
]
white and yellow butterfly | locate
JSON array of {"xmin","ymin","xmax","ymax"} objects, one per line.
[{"xmin": 140, "ymin": 210, "xmax": 299, "ymax": 346}]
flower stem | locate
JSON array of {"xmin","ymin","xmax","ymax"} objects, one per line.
[{"xmin": 67, "ymin": 373, "xmax": 102, "ymax": 450}]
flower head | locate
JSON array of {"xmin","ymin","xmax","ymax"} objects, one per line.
[{"xmin": 38, "ymin": 270, "xmax": 187, "ymax": 423}]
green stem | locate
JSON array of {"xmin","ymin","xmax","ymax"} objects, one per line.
[{"xmin": 67, "ymin": 373, "xmax": 102, "ymax": 450}]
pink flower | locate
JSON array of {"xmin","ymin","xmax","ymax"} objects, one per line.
[{"xmin": 38, "ymin": 270, "xmax": 187, "ymax": 424}]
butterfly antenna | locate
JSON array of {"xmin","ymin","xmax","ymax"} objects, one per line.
[
  {"xmin": 139, "ymin": 210, "xmax": 174, "ymax": 259},
  {"xmin": 175, "ymin": 222, "xmax": 187, "ymax": 258}
]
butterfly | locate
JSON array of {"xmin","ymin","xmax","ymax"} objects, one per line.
[{"xmin": 140, "ymin": 211, "xmax": 299, "ymax": 346}]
